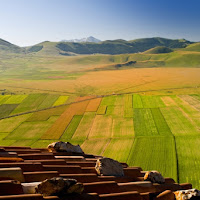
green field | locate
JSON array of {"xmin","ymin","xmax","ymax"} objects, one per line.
[
  {"xmin": 112, "ymin": 117, "xmax": 134, "ymax": 137},
  {"xmin": 176, "ymin": 136, "xmax": 200, "ymax": 186},
  {"xmin": 0, "ymin": 92, "xmax": 200, "ymax": 188},
  {"xmin": 127, "ymin": 136, "xmax": 177, "ymax": 181},
  {"xmin": 61, "ymin": 115, "xmax": 83, "ymax": 140},
  {"xmin": 4, "ymin": 95, "xmax": 27, "ymax": 104},
  {"xmin": 0, "ymin": 96, "xmax": 11, "ymax": 105},
  {"xmin": 6, "ymin": 121, "xmax": 53, "ymax": 140},
  {"xmin": 104, "ymin": 139, "xmax": 134, "ymax": 163},
  {"xmin": 160, "ymin": 107, "xmax": 199, "ymax": 136},
  {"xmin": 0, "ymin": 104, "xmax": 19, "ymax": 118},
  {"xmin": 134, "ymin": 108, "xmax": 158, "ymax": 136},
  {"xmin": 124, "ymin": 94, "xmax": 133, "ymax": 117},
  {"xmin": 11, "ymin": 94, "xmax": 48, "ymax": 114}
]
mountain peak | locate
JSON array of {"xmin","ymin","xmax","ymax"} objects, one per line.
[{"xmin": 61, "ymin": 36, "xmax": 101, "ymax": 43}]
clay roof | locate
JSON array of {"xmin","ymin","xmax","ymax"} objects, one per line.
[{"xmin": 0, "ymin": 146, "xmax": 192, "ymax": 200}]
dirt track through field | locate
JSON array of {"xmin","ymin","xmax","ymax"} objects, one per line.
[{"xmin": 0, "ymin": 85, "xmax": 200, "ymax": 121}]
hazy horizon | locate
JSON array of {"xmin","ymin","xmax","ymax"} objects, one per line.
[{"xmin": 0, "ymin": 0, "xmax": 200, "ymax": 46}]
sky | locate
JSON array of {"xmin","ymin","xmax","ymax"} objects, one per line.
[{"xmin": 0, "ymin": 0, "xmax": 200, "ymax": 46}]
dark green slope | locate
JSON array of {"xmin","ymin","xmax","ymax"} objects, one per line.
[
  {"xmin": 144, "ymin": 46, "xmax": 173, "ymax": 54},
  {"xmin": 183, "ymin": 43, "xmax": 200, "ymax": 52},
  {"xmin": 56, "ymin": 40, "xmax": 134, "ymax": 55},
  {"xmin": 0, "ymin": 38, "xmax": 22, "ymax": 53},
  {"xmin": 27, "ymin": 45, "xmax": 43, "ymax": 53},
  {"xmin": 130, "ymin": 37, "xmax": 190, "ymax": 49},
  {"xmin": 55, "ymin": 37, "xmax": 191, "ymax": 55}
]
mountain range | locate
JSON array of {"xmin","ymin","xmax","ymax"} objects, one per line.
[
  {"xmin": 61, "ymin": 36, "xmax": 101, "ymax": 43},
  {"xmin": 0, "ymin": 37, "xmax": 194, "ymax": 56}
]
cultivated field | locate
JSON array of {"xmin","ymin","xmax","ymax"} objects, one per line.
[
  {"xmin": 0, "ymin": 93, "xmax": 200, "ymax": 188},
  {"xmin": 1, "ymin": 68, "xmax": 200, "ymax": 96}
]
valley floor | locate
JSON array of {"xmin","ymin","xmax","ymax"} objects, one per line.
[{"xmin": 1, "ymin": 68, "xmax": 200, "ymax": 96}]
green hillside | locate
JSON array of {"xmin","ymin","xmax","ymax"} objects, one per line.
[
  {"xmin": 130, "ymin": 37, "xmax": 190, "ymax": 47},
  {"xmin": 62, "ymin": 50, "xmax": 200, "ymax": 69},
  {"xmin": 183, "ymin": 42, "xmax": 200, "ymax": 52},
  {"xmin": 1, "ymin": 93, "xmax": 200, "ymax": 188},
  {"xmin": 0, "ymin": 37, "xmax": 193, "ymax": 56},
  {"xmin": 0, "ymin": 38, "xmax": 23, "ymax": 53},
  {"xmin": 143, "ymin": 46, "xmax": 173, "ymax": 54},
  {"xmin": 52, "ymin": 37, "xmax": 192, "ymax": 55}
]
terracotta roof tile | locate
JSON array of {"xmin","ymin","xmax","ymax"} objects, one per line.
[
  {"xmin": 43, "ymin": 165, "xmax": 82, "ymax": 174},
  {"xmin": 0, "ymin": 163, "xmax": 43, "ymax": 172},
  {"xmin": 18, "ymin": 154, "xmax": 55, "ymax": 160},
  {"xmin": 23, "ymin": 171, "xmax": 59, "ymax": 182},
  {"xmin": 24, "ymin": 159, "xmax": 67, "ymax": 165},
  {"xmin": 0, "ymin": 194, "xmax": 43, "ymax": 200},
  {"xmin": 0, "ymin": 157, "xmax": 24, "ymax": 163},
  {"xmin": 0, "ymin": 180, "xmax": 24, "ymax": 195},
  {"xmin": 99, "ymin": 191, "xmax": 141, "ymax": 200},
  {"xmin": 83, "ymin": 181, "xmax": 120, "ymax": 194},
  {"xmin": 0, "ymin": 145, "xmax": 193, "ymax": 200},
  {"xmin": 0, "ymin": 148, "xmax": 5, "ymax": 152}
]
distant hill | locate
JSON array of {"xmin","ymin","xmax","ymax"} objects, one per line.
[
  {"xmin": 129, "ymin": 38, "xmax": 190, "ymax": 50},
  {"xmin": 43, "ymin": 37, "xmax": 192, "ymax": 55},
  {"xmin": 144, "ymin": 46, "xmax": 173, "ymax": 54},
  {"xmin": 0, "ymin": 37, "xmax": 193, "ymax": 55},
  {"xmin": 61, "ymin": 36, "xmax": 101, "ymax": 43},
  {"xmin": 0, "ymin": 38, "xmax": 23, "ymax": 53}
]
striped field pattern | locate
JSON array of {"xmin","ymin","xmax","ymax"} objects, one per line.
[{"xmin": 0, "ymin": 93, "xmax": 200, "ymax": 188}]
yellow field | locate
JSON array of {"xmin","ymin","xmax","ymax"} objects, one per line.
[
  {"xmin": 81, "ymin": 139, "xmax": 109, "ymax": 155},
  {"xmin": 112, "ymin": 118, "xmax": 134, "ymax": 137},
  {"xmin": 88, "ymin": 115, "xmax": 113, "ymax": 138},
  {"xmin": 41, "ymin": 106, "xmax": 74, "ymax": 139},
  {"xmin": 85, "ymin": 98, "xmax": 102, "ymax": 112},
  {"xmin": 72, "ymin": 112, "xmax": 96, "ymax": 140},
  {"xmin": 161, "ymin": 96, "xmax": 177, "ymax": 106},
  {"xmin": 2, "ymin": 68, "xmax": 200, "ymax": 96},
  {"xmin": 68, "ymin": 98, "xmax": 90, "ymax": 115},
  {"xmin": 179, "ymin": 95, "xmax": 200, "ymax": 111}
]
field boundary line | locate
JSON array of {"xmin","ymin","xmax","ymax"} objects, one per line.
[
  {"xmin": 151, "ymin": 108, "xmax": 173, "ymax": 136},
  {"xmin": 174, "ymin": 135, "xmax": 180, "ymax": 183},
  {"xmin": 150, "ymin": 108, "xmax": 160, "ymax": 136},
  {"xmin": 113, "ymin": 80, "xmax": 158, "ymax": 93},
  {"xmin": 3, "ymin": 85, "xmax": 77, "ymax": 95},
  {"xmin": 1, "ymin": 85, "xmax": 199, "ymax": 121},
  {"xmin": 85, "ymin": 113, "xmax": 97, "ymax": 140},
  {"xmin": 58, "ymin": 115, "xmax": 79, "ymax": 140},
  {"xmin": 0, "ymin": 96, "xmax": 101, "ymax": 120},
  {"xmin": 126, "ymin": 137, "xmax": 137, "ymax": 164},
  {"xmin": 125, "ymin": 138, "xmax": 135, "ymax": 164},
  {"xmin": 101, "ymin": 138, "xmax": 112, "ymax": 155}
]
